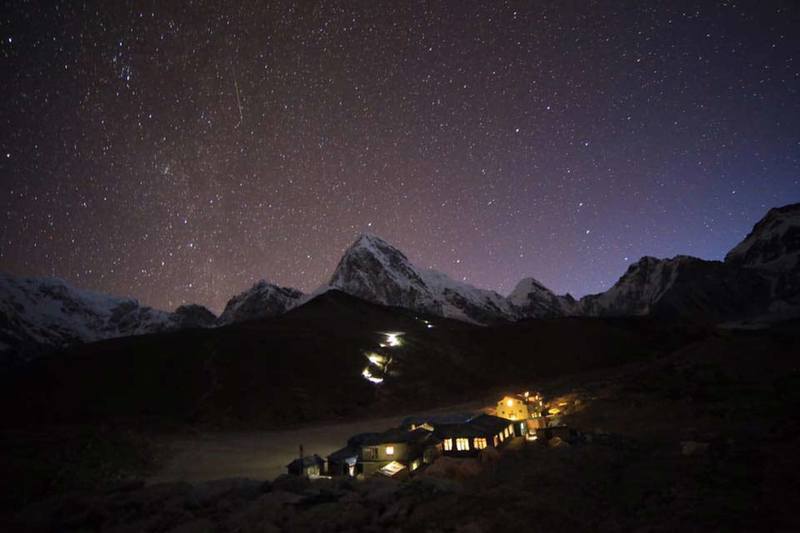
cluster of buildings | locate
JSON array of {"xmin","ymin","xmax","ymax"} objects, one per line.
[{"xmin": 288, "ymin": 391, "xmax": 549, "ymax": 479}]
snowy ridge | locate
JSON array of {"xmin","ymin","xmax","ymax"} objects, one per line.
[
  {"xmin": 328, "ymin": 234, "xmax": 550, "ymax": 324},
  {"xmin": 0, "ymin": 274, "xmax": 216, "ymax": 361},
  {"xmin": 420, "ymin": 268, "xmax": 516, "ymax": 323},
  {"xmin": 508, "ymin": 277, "xmax": 578, "ymax": 318},
  {"xmin": 723, "ymin": 203, "xmax": 800, "ymax": 316},
  {"xmin": 725, "ymin": 203, "xmax": 800, "ymax": 272},
  {"xmin": 328, "ymin": 234, "xmax": 443, "ymax": 316},
  {"xmin": 218, "ymin": 280, "xmax": 304, "ymax": 324},
  {"xmin": 4, "ymin": 204, "xmax": 799, "ymax": 360},
  {"xmin": 579, "ymin": 256, "xmax": 685, "ymax": 316}
]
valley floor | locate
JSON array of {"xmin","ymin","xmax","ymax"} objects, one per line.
[{"xmin": 148, "ymin": 400, "xmax": 487, "ymax": 484}]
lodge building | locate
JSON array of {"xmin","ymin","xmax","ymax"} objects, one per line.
[
  {"xmin": 290, "ymin": 393, "xmax": 544, "ymax": 479},
  {"xmin": 433, "ymin": 414, "xmax": 519, "ymax": 457},
  {"xmin": 326, "ymin": 426, "xmax": 441, "ymax": 478}
]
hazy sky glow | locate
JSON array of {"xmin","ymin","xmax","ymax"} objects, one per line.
[{"xmin": 2, "ymin": 1, "xmax": 799, "ymax": 312}]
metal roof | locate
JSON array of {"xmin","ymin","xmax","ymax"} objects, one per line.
[{"xmin": 433, "ymin": 413, "xmax": 512, "ymax": 438}]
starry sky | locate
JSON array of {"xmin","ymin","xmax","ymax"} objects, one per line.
[{"xmin": 2, "ymin": 1, "xmax": 799, "ymax": 313}]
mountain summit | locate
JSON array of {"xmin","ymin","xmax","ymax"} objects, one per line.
[
  {"xmin": 0, "ymin": 274, "xmax": 216, "ymax": 363},
  {"xmin": 3, "ymin": 203, "xmax": 799, "ymax": 361},
  {"xmin": 218, "ymin": 280, "xmax": 304, "ymax": 325},
  {"xmin": 725, "ymin": 203, "xmax": 800, "ymax": 271},
  {"xmin": 576, "ymin": 202, "xmax": 800, "ymax": 321},
  {"xmin": 328, "ymin": 234, "xmax": 522, "ymax": 323},
  {"xmin": 508, "ymin": 277, "xmax": 577, "ymax": 317},
  {"xmin": 328, "ymin": 234, "xmax": 442, "ymax": 316}
]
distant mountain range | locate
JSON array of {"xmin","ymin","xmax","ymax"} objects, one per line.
[{"xmin": 2, "ymin": 202, "xmax": 798, "ymax": 360}]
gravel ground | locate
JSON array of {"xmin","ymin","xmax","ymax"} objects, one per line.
[{"xmin": 148, "ymin": 400, "xmax": 486, "ymax": 484}]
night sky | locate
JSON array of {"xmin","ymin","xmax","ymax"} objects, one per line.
[{"xmin": 2, "ymin": 1, "xmax": 799, "ymax": 313}]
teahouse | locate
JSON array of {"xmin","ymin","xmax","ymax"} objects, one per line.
[
  {"xmin": 328, "ymin": 427, "xmax": 440, "ymax": 478},
  {"xmin": 434, "ymin": 414, "xmax": 517, "ymax": 457},
  {"xmin": 496, "ymin": 392, "xmax": 545, "ymax": 434},
  {"xmin": 326, "ymin": 444, "xmax": 359, "ymax": 477},
  {"xmin": 286, "ymin": 454, "xmax": 325, "ymax": 477},
  {"xmin": 317, "ymin": 394, "xmax": 547, "ymax": 479}
]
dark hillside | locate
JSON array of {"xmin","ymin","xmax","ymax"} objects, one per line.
[
  {"xmin": 0, "ymin": 291, "xmax": 706, "ymax": 431},
  {"xmin": 5, "ymin": 321, "xmax": 798, "ymax": 532}
]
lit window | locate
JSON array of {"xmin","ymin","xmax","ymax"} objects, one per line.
[
  {"xmin": 474, "ymin": 438, "xmax": 487, "ymax": 450},
  {"xmin": 363, "ymin": 447, "xmax": 377, "ymax": 460},
  {"xmin": 456, "ymin": 438, "xmax": 470, "ymax": 451},
  {"xmin": 499, "ymin": 432, "xmax": 504, "ymax": 442},
  {"xmin": 385, "ymin": 445, "xmax": 394, "ymax": 455},
  {"xmin": 493, "ymin": 435, "xmax": 499, "ymax": 447},
  {"xmin": 443, "ymin": 438, "xmax": 453, "ymax": 451}
]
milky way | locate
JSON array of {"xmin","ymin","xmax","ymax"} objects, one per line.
[{"xmin": 2, "ymin": 1, "xmax": 799, "ymax": 312}]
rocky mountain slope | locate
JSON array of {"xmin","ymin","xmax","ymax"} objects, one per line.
[
  {"xmin": 2, "ymin": 203, "xmax": 798, "ymax": 360},
  {"xmin": 578, "ymin": 255, "xmax": 773, "ymax": 321},
  {"xmin": 507, "ymin": 277, "xmax": 578, "ymax": 317},
  {"xmin": 578, "ymin": 202, "xmax": 800, "ymax": 321},
  {"xmin": 328, "ymin": 234, "xmax": 518, "ymax": 324},
  {"xmin": 725, "ymin": 203, "xmax": 800, "ymax": 270},
  {"xmin": 328, "ymin": 202, "xmax": 800, "ymax": 324},
  {"xmin": 0, "ymin": 274, "xmax": 216, "ymax": 363},
  {"xmin": 725, "ymin": 203, "xmax": 800, "ymax": 314},
  {"xmin": 217, "ymin": 281, "xmax": 304, "ymax": 324}
]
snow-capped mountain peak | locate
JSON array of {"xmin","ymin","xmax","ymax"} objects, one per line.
[
  {"xmin": 508, "ymin": 277, "xmax": 577, "ymax": 317},
  {"xmin": 218, "ymin": 280, "xmax": 304, "ymax": 324},
  {"xmin": 578, "ymin": 256, "xmax": 688, "ymax": 316},
  {"xmin": 328, "ymin": 234, "xmax": 442, "ymax": 316},
  {"xmin": 328, "ymin": 234, "xmax": 530, "ymax": 323},
  {"xmin": 419, "ymin": 268, "xmax": 516, "ymax": 323},
  {"xmin": 0, "ymin": 274, "xmax": 216, "ymax": 362},
  {"xmin": 725, "ymin": 202, "xmax": 800, "ymax": 271}
]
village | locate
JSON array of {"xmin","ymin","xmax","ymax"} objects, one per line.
[
  {"xmin": 286, "ymin": 326, "xmax": 579, "ymax": 480},
  {"xmin": 287, "ymin": 389, "xmax": 577, "ymax": 480}
]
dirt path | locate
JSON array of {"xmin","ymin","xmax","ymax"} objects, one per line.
[{"xmin": 148, "ymin": 401, "xmax": 486, "ymax": 484}]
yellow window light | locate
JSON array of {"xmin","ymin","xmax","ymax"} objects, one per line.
[{"xmin": 385, "ymin": 445, "xmax": 394, "ymax": 455}]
